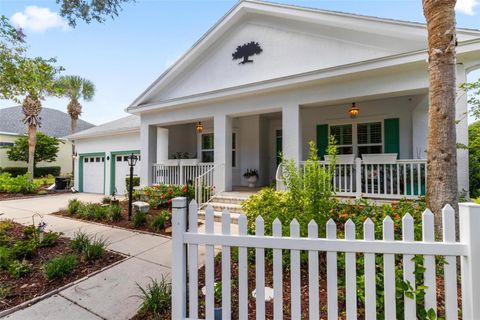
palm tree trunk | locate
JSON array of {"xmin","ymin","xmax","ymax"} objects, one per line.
[
  {"xmin": 423, "ymin": 0, "xmax": 459, "ymax": 232},
  {"xmin": 27, "ymin": 124, "xmax": 37, "ymax": 181}
]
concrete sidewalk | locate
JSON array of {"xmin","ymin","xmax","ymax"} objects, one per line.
[{"xmin": 0, "ymin": 193, "xmax": 174, "ymax": 320}]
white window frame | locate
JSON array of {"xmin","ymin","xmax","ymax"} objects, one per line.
[
  {"xmin": 197, "ymin": 130, "xmax": 238, "ymax": 167},
  {"xmin": 327, "ymin": 118, "xmax": 385, "ymax": 157}
]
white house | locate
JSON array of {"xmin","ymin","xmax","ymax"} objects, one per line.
[{"xmin": 69, "ymin": 0, "xmax": 480, "ymax": 200}]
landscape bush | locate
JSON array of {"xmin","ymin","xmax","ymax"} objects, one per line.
[
  {"xmin": 150, "ymin": 213, "xmax": 168, "ymax": 231},
  {"xmin": 0, "ymin": 173, "xmax": 39, "ymax": 194},
  {"xmin": 133, "ymin": 211, "xmax": 147, "ymax": 228},
  {"xmin": 0, "ymin": 166, "xmax": 61, "ymax": 178},
  {"xmin": 43, "ymin": 254, "xmax": 77, "ymax": 280},
  {"xmin": 136, "ymin": 276, "xmax": 172, "ymax": 318},
  {"xmin": 11, "ymin": 240, "xmax": 36, "ymax": 260},
  {"xmin": 67, "ymin": 199, "xmax": 82, "ymax": 215},
  {"xmin": 0, "ymin": 246, "xmax": 12, "ymax": 268},
  {"xmin": 71, "ymin": 231, "xmax": 107, "ymax": 261},
  {"xmin": 71, "ymin": 230, "xmax": 91, "ymax": 253},
  {"xmin": 7, "ymin": 260, "xmax": 32, "ymax": 278},
  {"xmin": 108, "ymin": 204, "xmax": 122, "ymax": 222},
  {"xmin": 37, "ymin": 231, "xmax": 61, "ymax": 248},
  {"xmin": 125, "ymin": 176, "xmax": 140, "ymax": 189},
  {"xmin": 133, "ymin": 184, "xmax": 193, "ymax": 209}
]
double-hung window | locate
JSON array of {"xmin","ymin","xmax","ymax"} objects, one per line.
[
  {"xmin": 329, "ymin": 122, "xmax": 383, "ymax": 156},
  {"xmin": 200, "ymin": 132, "xmax": 237, "ymax": 166}
]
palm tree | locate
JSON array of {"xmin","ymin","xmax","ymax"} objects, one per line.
[
  {"xmin": 57, "ymin": 75, "xmax": 95, "ymax": 133},
  {"xmin": 423, "ymin": 0, "xmax": 459, "ymax": 229},
  {"xmin": 22, "ymin": 94, "xmax": 42, "ymax": 180}
]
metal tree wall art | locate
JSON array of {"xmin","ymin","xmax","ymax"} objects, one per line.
[{"xmin": 232, "ymin": 41, "xmax": 262, "ymax": 64}]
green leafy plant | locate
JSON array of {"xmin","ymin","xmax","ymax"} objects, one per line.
[
  {"xmin": 136, "ymin": 276, "xmax": 172, "ymax": 318},
  {"xmin": 108, "ymin": 204, "xmax": 122, "ymax": 222},
  {"xmin": 67, "ymin": 198, "xmax": 82, "ymax": 215},
  {"xmin": 38, "ymin": 231, "xmax": 61, "ymax": 248},
  {"xmin": 0, "ymin": 173, "xmax": 39, "ymax": 193},
  {"xmin": 133, "ymin": 211, "xmax": 147, "ymax": 228},
  {"xmin": 11, "ymin": 240, "xmax": 36, "ymax": 260},
  {"xmin": 7, "ymin": 132, "xmax": 61, "ymax": 168},
  {"xmin": 83, "ymin": 237, "xmax": 107, "ymax": 262},
  {"xmin": 0, "ymin": 285, "xmax": 10, "ymax": 300},
  {"xmin": 150, "ymin": 214, "xmax": 166, "ymax": 231},
  {"xmin": 71, "ymin": 230, "xmax": 91, "ymax": 253},
  {"xmin": 214, "ymin": 281, "xmax": 222, "ymax": 307},
  {"xmin": 0, "ymin": 246, "xmax": 12, "ymax": 269},
  {"xmin": 0, "ymin": 219, "xmax": 13, "ymax": 233},
  {"xmin": 43, "ymin": 254, "xmax": 77, "ymax": 280},
  {"xmin": 101, "ymin": 196, "xmax": 111, "ymax": 204},
  {"xmin": 8, "ymin": 260, "xmax": 32, "ymax": 278}
]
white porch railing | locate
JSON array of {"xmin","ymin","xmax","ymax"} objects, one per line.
[
  {"xmin": 277, "ymin": 158, "xmax": 427, "ymax": 199},
  {"xmin": 194, "ymin": 163, "xmax": 225, "ymax": 207},
  {"xmin": 152, "ymin": 162, "xmax": 214, "ymax": 185},
  {"xmin": 172, "ymin": 198, "xmax": 480, "ymax": 319}
]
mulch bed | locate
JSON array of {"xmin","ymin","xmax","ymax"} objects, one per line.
[
  {"xmin": 53, "ymin": 201, "xmax": 174, "ymax": 236},
  {"xmin": 0, "ymin": 222, "xmax": 125, "ymax": 312},
  {"xmin": 0, "ymin": 189, "xmax": 70, "ymax": 201}
]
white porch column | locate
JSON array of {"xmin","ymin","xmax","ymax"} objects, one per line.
[
  {"xmin": 214, "ymin": 114, "xmax": 232, "ymax": 192},
  {"xmin": 456, "ymin": 63, "xmax": 469, "ymax": 195},
  {"xmin": 140, "ymin": 123, "xmax": 157, "ymax": 187},
  {"xmin": 156, "ymin": 128, "xmax": 169, "ymax": 163},
  {"xmin": 282, "ymin": 104, "xmax": 301, "ymax": 163}
]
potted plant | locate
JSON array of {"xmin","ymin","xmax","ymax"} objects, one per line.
[
  {"xmin": 243, "ymin": 169, "xmax": 259, "ymax": 188},
  {"xmin": 214, "ymin": 281, "xmax": 222, "ymax": 319}
]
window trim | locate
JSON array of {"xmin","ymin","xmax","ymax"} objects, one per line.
[
  {"xmin": 197, "ymin": 130, "xmax": 238, "ymax": 166},
  {"xmin": 327, "ymin": 119, "xmax": 385, "ymax": 157}
]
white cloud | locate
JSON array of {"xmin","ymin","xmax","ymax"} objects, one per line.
[
  {"xmin": 456, "ymin": 0, "xmax": 478, "ymax": 15},
  {"xmin": 10, "ymin": 6, "xmax": 69, "ymax": 33}
]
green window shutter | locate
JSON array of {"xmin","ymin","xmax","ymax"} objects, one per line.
[
  {"xmin": 316, "ymin": 124, "xmax": 329, "ymax": 158},
  {"xmin": 384, "ymin": 118, "xmax": 400, "ymax": 156}
]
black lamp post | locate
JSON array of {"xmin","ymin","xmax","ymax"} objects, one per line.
[{"xmin": 127, "ymin": 153, "xmax": 138, "ymax": 221}]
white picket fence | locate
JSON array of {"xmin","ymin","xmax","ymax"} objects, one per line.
[{"xmin": 171, "ymin": 198, "xmax": 480, "ymax": 319}]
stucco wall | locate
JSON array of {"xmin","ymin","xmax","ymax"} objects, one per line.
[
  {"xmin": 73, "ymin": 131, "xmax": 140, "ymax": 194},
  {"xmin": 0, "ymin": 133, "xmax": 73, "ymax": 175}
]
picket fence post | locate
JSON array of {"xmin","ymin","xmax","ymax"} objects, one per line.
[
  {"xmin": 355, "ymin": 157, "xmax": 362, "ymax": 199},
  {"xmin": 460, "ymin": 202, "xmax": 480, "ymax": 319},
  {"xmin": 171, "ymin": 197, "xmax": 187, "ymax": 320}
]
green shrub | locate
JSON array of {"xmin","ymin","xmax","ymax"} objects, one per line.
[
  {"xmin": 133, "ymin": 211, "xmax": 147, "ymax": 228},
  {"xmin": 136, "ymin": 276, "xmax": 172, "ymax": 318},
  {"xmin": 77, "ymin": 203, "xmax": 108, "ymax": 220},
  {"xmin": 0, "ymin": 167, "xmax": 27, "ymax": 177},
  {"xmin": 125, "ymin": 176, "xmax": 140, "ymax": 189},
  {"xmin": 71, "ymin": 230, "xmax": 91, "ymax": 253},
  {"xmin": 0, "ymin": 246, "xmax": 12, "ymax": 269},
  {"xmin": 12, "ymin": 240, "xmax": 36, "ymax": 260},
  {"xmin": 8, "ymin": 260, "xmax": 32, "ymax": 278},
  {"xmin": 108, "ymin": 204, "xmax": 122, "ymax": 222},
  {"xmin": 150, "ymin": 214, "xmax": 166, "ymax": 231},
  {"xmin": 0, "ymin": 234, "xmax": 11, "ymax": 246},
  {"xmin": 92, "ymin": 205, "xmax": 109, "ymax": 220},
  {"xmin": 101, "ymin": 196, "xmax": 111, "ymax": 204},
  {"xmin": 34, "ymin": 166, "xmax": 61, "ymax": 178},
  {"xmin": 22, "ymin": 225, "xmax": 36, "ymax": 238},
  {"xmin": 38, "ymin": 231, "xmax": 61, "ymax": 248},
  {"xmin": 0, "ymin": 173, "xmax": 39, "ymax": 194},
  {"xmin": 67, "ymin": 199, "xmax": 82, "ymax": 215},
  {"xmin": 83, "ymin": 237, "xmax": 107, "ymax": 262},
  {"xmin": 43, "ymin": 254, "xmax": 77, "ymax": 280}
]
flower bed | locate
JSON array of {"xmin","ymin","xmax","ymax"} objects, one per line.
[
  {"xmin": 0, "ymin": 220, "xmax": 124, "ymax": 312},
  {"xmin": 53, "ymin": 198, "xmax": 174, "ymax": 236}
]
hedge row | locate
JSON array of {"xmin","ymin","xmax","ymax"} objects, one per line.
[{"xmin": 0, "ymin": 166, "xmax": 61, "ymax": 178}]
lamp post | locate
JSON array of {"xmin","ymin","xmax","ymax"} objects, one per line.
[{"xmin": 127, "ymin": 153, "xmax": 138, "ymax": 221}]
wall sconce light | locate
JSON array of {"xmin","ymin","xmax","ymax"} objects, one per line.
[
  {"xmin": 349, "ymin": 102, "xmax": 359, "ymax": 118},
  {"xmin": 196, "ymin": 121, "xmax": 204, "ymax": 133},
  {"xmin": 72, "ymin": 152, "xmax": 78, "ymax": 159}
]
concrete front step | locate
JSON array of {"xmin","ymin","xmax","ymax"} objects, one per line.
[
  {"xmin": 211, "ymin": 195, "xmax": 249, "ymax": 204},
  {"xmin": 207, "ymin": 202, "xmax": 243, "ymax": 213},
  {"xmin": 197, "ymin": 209, "xmax": 241, "ymax": 223}
]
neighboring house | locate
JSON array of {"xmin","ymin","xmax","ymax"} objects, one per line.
[
  {"xmin": 70, "ymin": 0, "xmax": 480, "ymax": 200},
  {"xmin": 0, "ymin": 106, "xmax": 94, "ymax": 175}
]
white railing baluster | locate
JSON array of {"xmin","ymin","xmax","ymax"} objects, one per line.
[
  {"xmin": 345, "ymin": 220, "xmax": 357, "ymax": 319},
  {"xmin": 255, "ymin": 216, "xmax": 265, "ymax": 320},
  {"xmin": 238, "ymin": 214, "xmax": 248, "ymax": 319},
  {"xmin": 308, "ymin": 220, "xmax": 319, "ymax": 320},
  {"xmin": 403, "ymin": 213, "xmax": 416, "ymax": 318},
  {"xmin": 205, "ymin": 205, "xmax": 215, "ymax": 319},
  {"xmin": 273, "ymin": 218, "xmax": 283, "ymax": 320},
  {"xmin": 383, "ymin": 216, "xmax": 396, "ymax": 318},
  {"xmin": 221, "ymin": 211, "xmax": 231, "ymax": 319},
  {"xmin": 443, "ymin": 204, "xmax": 458, "ymax": 319},
  {"xmin": 188, "ymin": 200, "xmax": 199, "ymax": 319},
  {"xmin": 422, "ymin": 209, "xmax": 437, "ymax": 315},
  {"xmin": 364, "ymin": 218, "xmax": 376, "ymax": 320},
  {"xmin": 327, "ymin": 219, "xmax": 338, "ymax": 320},
  {"xmin": 291, "ymin": 219, "xmax": 301, "ymax": 320}
]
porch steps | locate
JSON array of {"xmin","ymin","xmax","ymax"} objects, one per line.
[{"xmin": 197, "ymin": 192, "xmax": 251, "ymax": 224}]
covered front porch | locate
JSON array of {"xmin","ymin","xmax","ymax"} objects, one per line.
[{"xmin": 139, "ymin": 89, "xmax": 458, "ymax": 205}]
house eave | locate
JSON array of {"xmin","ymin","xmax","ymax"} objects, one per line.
[{"xmin": 65, "ymin": 128, "xmax": 140, "ymax": 141}]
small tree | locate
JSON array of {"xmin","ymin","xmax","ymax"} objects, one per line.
[{"xmin": 7, "ymin": 132, "xmax": 61, "ymax": 168}]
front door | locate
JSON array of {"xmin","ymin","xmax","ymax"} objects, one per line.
[{"xmin": 276, "ymin": 129, "xmax": 282, "ymax": 166}]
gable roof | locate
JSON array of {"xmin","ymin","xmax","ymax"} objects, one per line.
[
  {"xmin": 127, "ymin": 0, "xmax": 480, "ymax": 112},
  {"xmin": 0, "ymin": 106, "xmax": 95, "ymax": 138},
  {"xmin": 66, "ymin": 115, "xmax": 139, "ymax": 140}
]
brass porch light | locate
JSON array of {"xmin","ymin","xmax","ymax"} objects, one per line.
[
  {"xmin": 196, "ymin": 121, "xmax": 204, "ymax": 133},
  {"xmin": 349, "ymin": 102, "xmax": 359, "ymax": 118}
]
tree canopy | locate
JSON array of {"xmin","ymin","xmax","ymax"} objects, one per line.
[
  {"xmin": 7, "ymin": 132, "xmax": 61, "ymax": 166},
  {"xmin": 57, "ymin": 0, "xmax": 134, "ymax": 26}
]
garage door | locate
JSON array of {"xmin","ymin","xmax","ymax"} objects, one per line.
[
  {"xmin": 114, "ymin": 154, "xmax": 141, "ymax": 195},
  {"xmin": 83, "ymin": 155, "xmax": 105, "ymax": 193}
]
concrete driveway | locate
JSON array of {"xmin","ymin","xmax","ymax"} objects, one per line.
[{"xmin": 0, "ymin": 193, "xmax": 173, "ymax": 320}]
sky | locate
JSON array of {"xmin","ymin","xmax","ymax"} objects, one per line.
[{"xmin": 0, "ymin": 0, "xmax": 479, "ymax": 125}]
